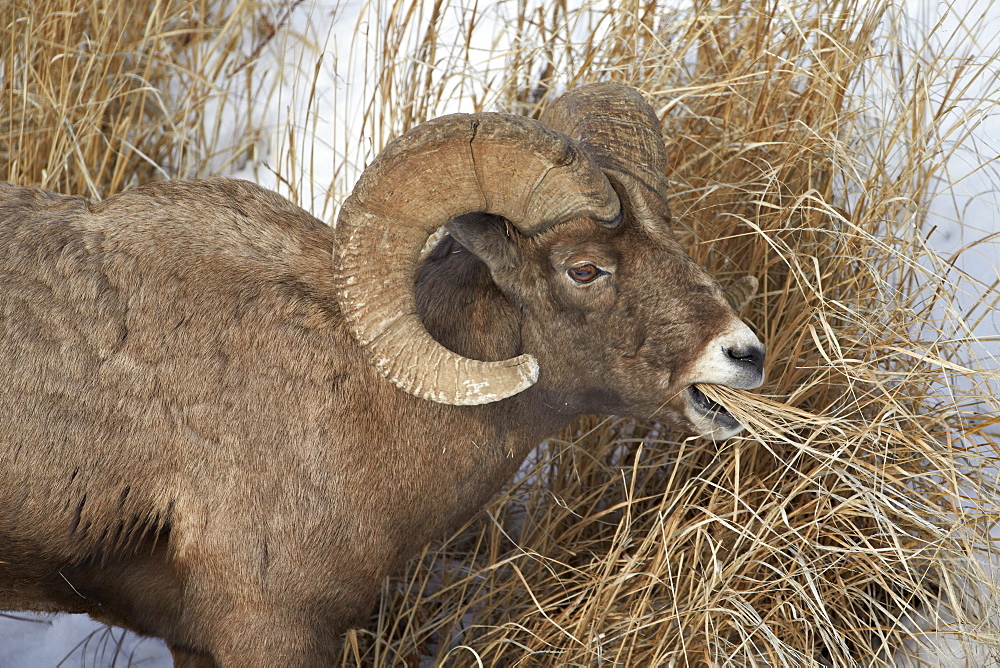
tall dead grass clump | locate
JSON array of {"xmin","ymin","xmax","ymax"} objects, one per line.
[
  {"xmin": 340, "ymin": 1, "xmax": 1000, "ymax": 666},
  {"xmin": 0, "ymin": 0, "xmax": 275, "ymax": 197}
]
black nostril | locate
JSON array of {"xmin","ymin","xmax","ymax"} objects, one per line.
[{"xmin": 726, "ymin": 344, "xmax": 765, "ymax": 371}]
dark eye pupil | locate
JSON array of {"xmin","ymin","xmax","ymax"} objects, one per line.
[{"xmin": 569, "ymin": 264, "xmax": 599, "ymax": 282}]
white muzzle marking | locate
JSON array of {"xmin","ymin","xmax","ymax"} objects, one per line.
[{"xmin": 683, "ymin": 320, "xmax": 766, "ymax": 439}]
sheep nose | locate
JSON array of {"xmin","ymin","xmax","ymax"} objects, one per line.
[{"xmin": 726, "ymin": 343, "xmax": 765, "ymax": 377}]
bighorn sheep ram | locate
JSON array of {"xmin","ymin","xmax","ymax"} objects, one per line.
[{"xmin": 0, "ymin": 83, "xmax": 764, "ymax": 665}]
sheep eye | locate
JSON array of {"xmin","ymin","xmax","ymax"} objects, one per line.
[{"xmin": 567, "ymin": 264, "xmax": 602, "ymax": 283}]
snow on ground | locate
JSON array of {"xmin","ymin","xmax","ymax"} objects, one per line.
[
  {"xmin": 885, "ymin": 2, "xmax": 1000, "ymax": 665},
  {"xmin": 915, "ymin": 0, "xmax": 1000, "ymax": 372},
  {"xmin": 0, "ymin": 614, "xmax": 167, "ymax": 668},
  {"xmin": 1, "ymin": 0, "xmax": 998, "ymax": 665}
]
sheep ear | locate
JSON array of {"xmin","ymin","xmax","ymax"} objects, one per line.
[
  {"xmin": 446, "ymin": 213, "xmax": 524, "ymax": 280},
  {"xmin": 725, "ymin": 275, "xmax": 758, "ymax": 312}
]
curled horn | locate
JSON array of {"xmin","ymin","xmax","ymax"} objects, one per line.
[
  {"xmin": 334, "ymin": 113, "xmax": 620, "ymax": 406},
  {"xmin": 541, "ymin": 82, "xmax": 670, "ymax": 205}
]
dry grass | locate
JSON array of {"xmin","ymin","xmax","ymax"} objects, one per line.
[
  {"xmin": 5, "ymin": 0, "xmax": 1000, "ymax": 666},
  {"xmin": 0, "ymin": 0, "xmax": 285, "ymax": 196}
]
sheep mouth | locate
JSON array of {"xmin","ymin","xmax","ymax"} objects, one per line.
[{"xmin": 685, "ymin": 385, "xmax": 741, "ymax": 431}]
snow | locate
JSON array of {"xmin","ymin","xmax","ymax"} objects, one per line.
[
  {"xmin": 0, "ymin": 613, "xmax": 168, "ymax": 667},
  {"xmin": 2, "ymin": 0, "xmax": 998, "ymax": 665}
]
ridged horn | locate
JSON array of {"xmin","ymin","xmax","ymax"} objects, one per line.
[
  {"xmin": 541, "ymin": 82, "xmax": 670, "ymax": 205},
  {"xmin": 334, "ymin": 112, "xmax": 620, "ymax": 406}
]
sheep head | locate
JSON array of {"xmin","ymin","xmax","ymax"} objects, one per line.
[{"xmin": 334, "ymin": 83, "xmax": 764, "ymax": 438}]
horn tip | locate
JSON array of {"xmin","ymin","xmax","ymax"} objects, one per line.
[{"xmin": 449, "ymin": 355, "xmax": 539, "ymax": 406}]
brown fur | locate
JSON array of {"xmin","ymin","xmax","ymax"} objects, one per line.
[{"xmin": 0, "ymin": 176, "xmax": 752, "ymax": 665}]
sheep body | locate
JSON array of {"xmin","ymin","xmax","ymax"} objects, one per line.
[{"xmin": 1, "ymin": 179, "xmax": 540, "ymax": 663}]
